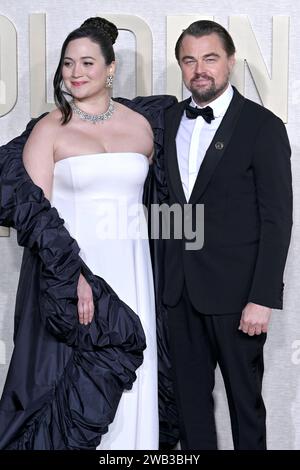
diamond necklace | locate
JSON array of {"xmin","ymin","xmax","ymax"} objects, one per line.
[{"xmin": 70, "ymin": 98, "xmax": 115, "ymax": 124}]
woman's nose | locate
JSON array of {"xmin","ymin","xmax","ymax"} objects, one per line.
[{"xmin": 72, "ymin": 63, "xmax": 83, "ymax": 78}]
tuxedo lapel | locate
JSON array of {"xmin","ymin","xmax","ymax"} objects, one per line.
[
  {"xmin": 165, "ymin": 99, "xmax": 189, "ymax": 205},
  {"xmin": 189, "ymin": 88, "xmax": 245, "ymax": 205}
]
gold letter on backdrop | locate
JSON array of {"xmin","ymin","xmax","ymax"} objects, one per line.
[
  {"xmin": 30, "ymin": 14, "xmax": 55, "ymax": 117},
  {"xmin": 104, "ymin": 14, "xmax": 152, "ymax": 96},
  {"xmin": 0, "ymin": 15, "xmax": 17, "ymax": 117},
  {"xmin": 230, "ymin": 15, "xmax": 289, "ymax": 122}
]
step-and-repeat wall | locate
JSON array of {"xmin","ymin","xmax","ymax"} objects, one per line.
[{"xmin": 0, "ymin": 0, "xmax": 299, "ymax": 449}]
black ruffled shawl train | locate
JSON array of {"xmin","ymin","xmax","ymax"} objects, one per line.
[{"xmin": 0, "ymin": 95, "xmax": 179, "ymax": 449}]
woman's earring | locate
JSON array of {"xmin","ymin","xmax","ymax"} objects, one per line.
[{"xmin": 106, "ymin": 75, "xmax": 114, "ymax": 88}]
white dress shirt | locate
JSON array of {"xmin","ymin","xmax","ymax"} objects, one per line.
[{"xmin": 176, "ymin": 84, "xmax": 234, "ymax": 201}]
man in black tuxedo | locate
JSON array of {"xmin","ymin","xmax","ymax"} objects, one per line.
[{"xmin": 162, "ymin": 20, "xmax": 292, "ymax": 450}]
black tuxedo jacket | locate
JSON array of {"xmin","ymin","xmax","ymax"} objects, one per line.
[{"xmin": 162, "ymin": 87, "xmax": 293, "ymax": 314}]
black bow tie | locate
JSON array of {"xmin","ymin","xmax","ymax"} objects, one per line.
[{"xmin": 185, "ymin": 104, "xmax": 215, "ymax": 123}]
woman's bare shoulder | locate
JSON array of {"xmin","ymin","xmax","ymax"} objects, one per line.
[
  {"xmin": 26, "ymin": 108, "xmax": 63, "ymax": 142},
  {"xmin": 24, "ymin": 109, "xmax": 64, "ymax": 153},
  {"xmin": 36, "ymin": 108, "xmax": 63, "ymax": 129},
  {"xmin": 115, "ymin": 102, "xmax": 150, "ymax": 126}
]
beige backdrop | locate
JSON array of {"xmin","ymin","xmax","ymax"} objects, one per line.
[{"xmin": 0, "ymin": 0, "xmax": 299, "ymax": 450}]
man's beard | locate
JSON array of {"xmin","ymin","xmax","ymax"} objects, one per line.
[{"xmin": 189, "ymin": 73, "xmax": 229, "ymax": 104}]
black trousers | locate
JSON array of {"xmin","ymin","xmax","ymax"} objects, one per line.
[{"xmin": 167, "ymin": 286, "xmax": 267, "ymax": 450}]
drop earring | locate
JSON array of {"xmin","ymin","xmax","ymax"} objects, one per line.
[{"xmin": 106, "ymin": 75, "xmax": 114, "ymax": 88}]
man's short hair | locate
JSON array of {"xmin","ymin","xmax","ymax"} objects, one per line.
[{"xmin": 175, "ymin": 20, "xmax": 236, "ymax": 61}]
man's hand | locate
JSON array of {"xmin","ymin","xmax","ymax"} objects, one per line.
[
  {"xmin": 239, "ymin": 302, "xmax": 272, "ymax": 336},
  {"xmin": 77, "ymin": 273, "xmax": 94, "ymax": 325}
]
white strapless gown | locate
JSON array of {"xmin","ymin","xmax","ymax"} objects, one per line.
[{"xmin": 51, "ymin": 153, "xmax": 158, "ymax": 450}]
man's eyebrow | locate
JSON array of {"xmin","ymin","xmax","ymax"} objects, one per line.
[
  {"xmin": 181, "ymin": 52, "xmax": 221, "ymax": 61},
  {"xmin": 181, "ymin": 55, "xmax": 196, "ymax": 61},
  {"xmin": 203, "ymin": 53, "xmax": 220, "ymax": 58}
]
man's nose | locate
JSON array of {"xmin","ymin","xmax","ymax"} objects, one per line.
[{"xmin": 194, "ymin": 60, "xmax": 205, "ymax": 75}]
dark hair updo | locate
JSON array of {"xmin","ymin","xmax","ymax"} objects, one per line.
[{"xmin": 53, "ymin": 17, "xmax": 118, "ymax": 124}]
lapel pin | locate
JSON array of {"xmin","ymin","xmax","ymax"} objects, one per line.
[{"xmin": 215, "ymin": 141, "xmax": 224, "ymax": 150}]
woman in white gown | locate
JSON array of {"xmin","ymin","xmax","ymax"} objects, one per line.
[{"xmin": 22, "ymin": 17, "xmax": 157, "ymax": 450}]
